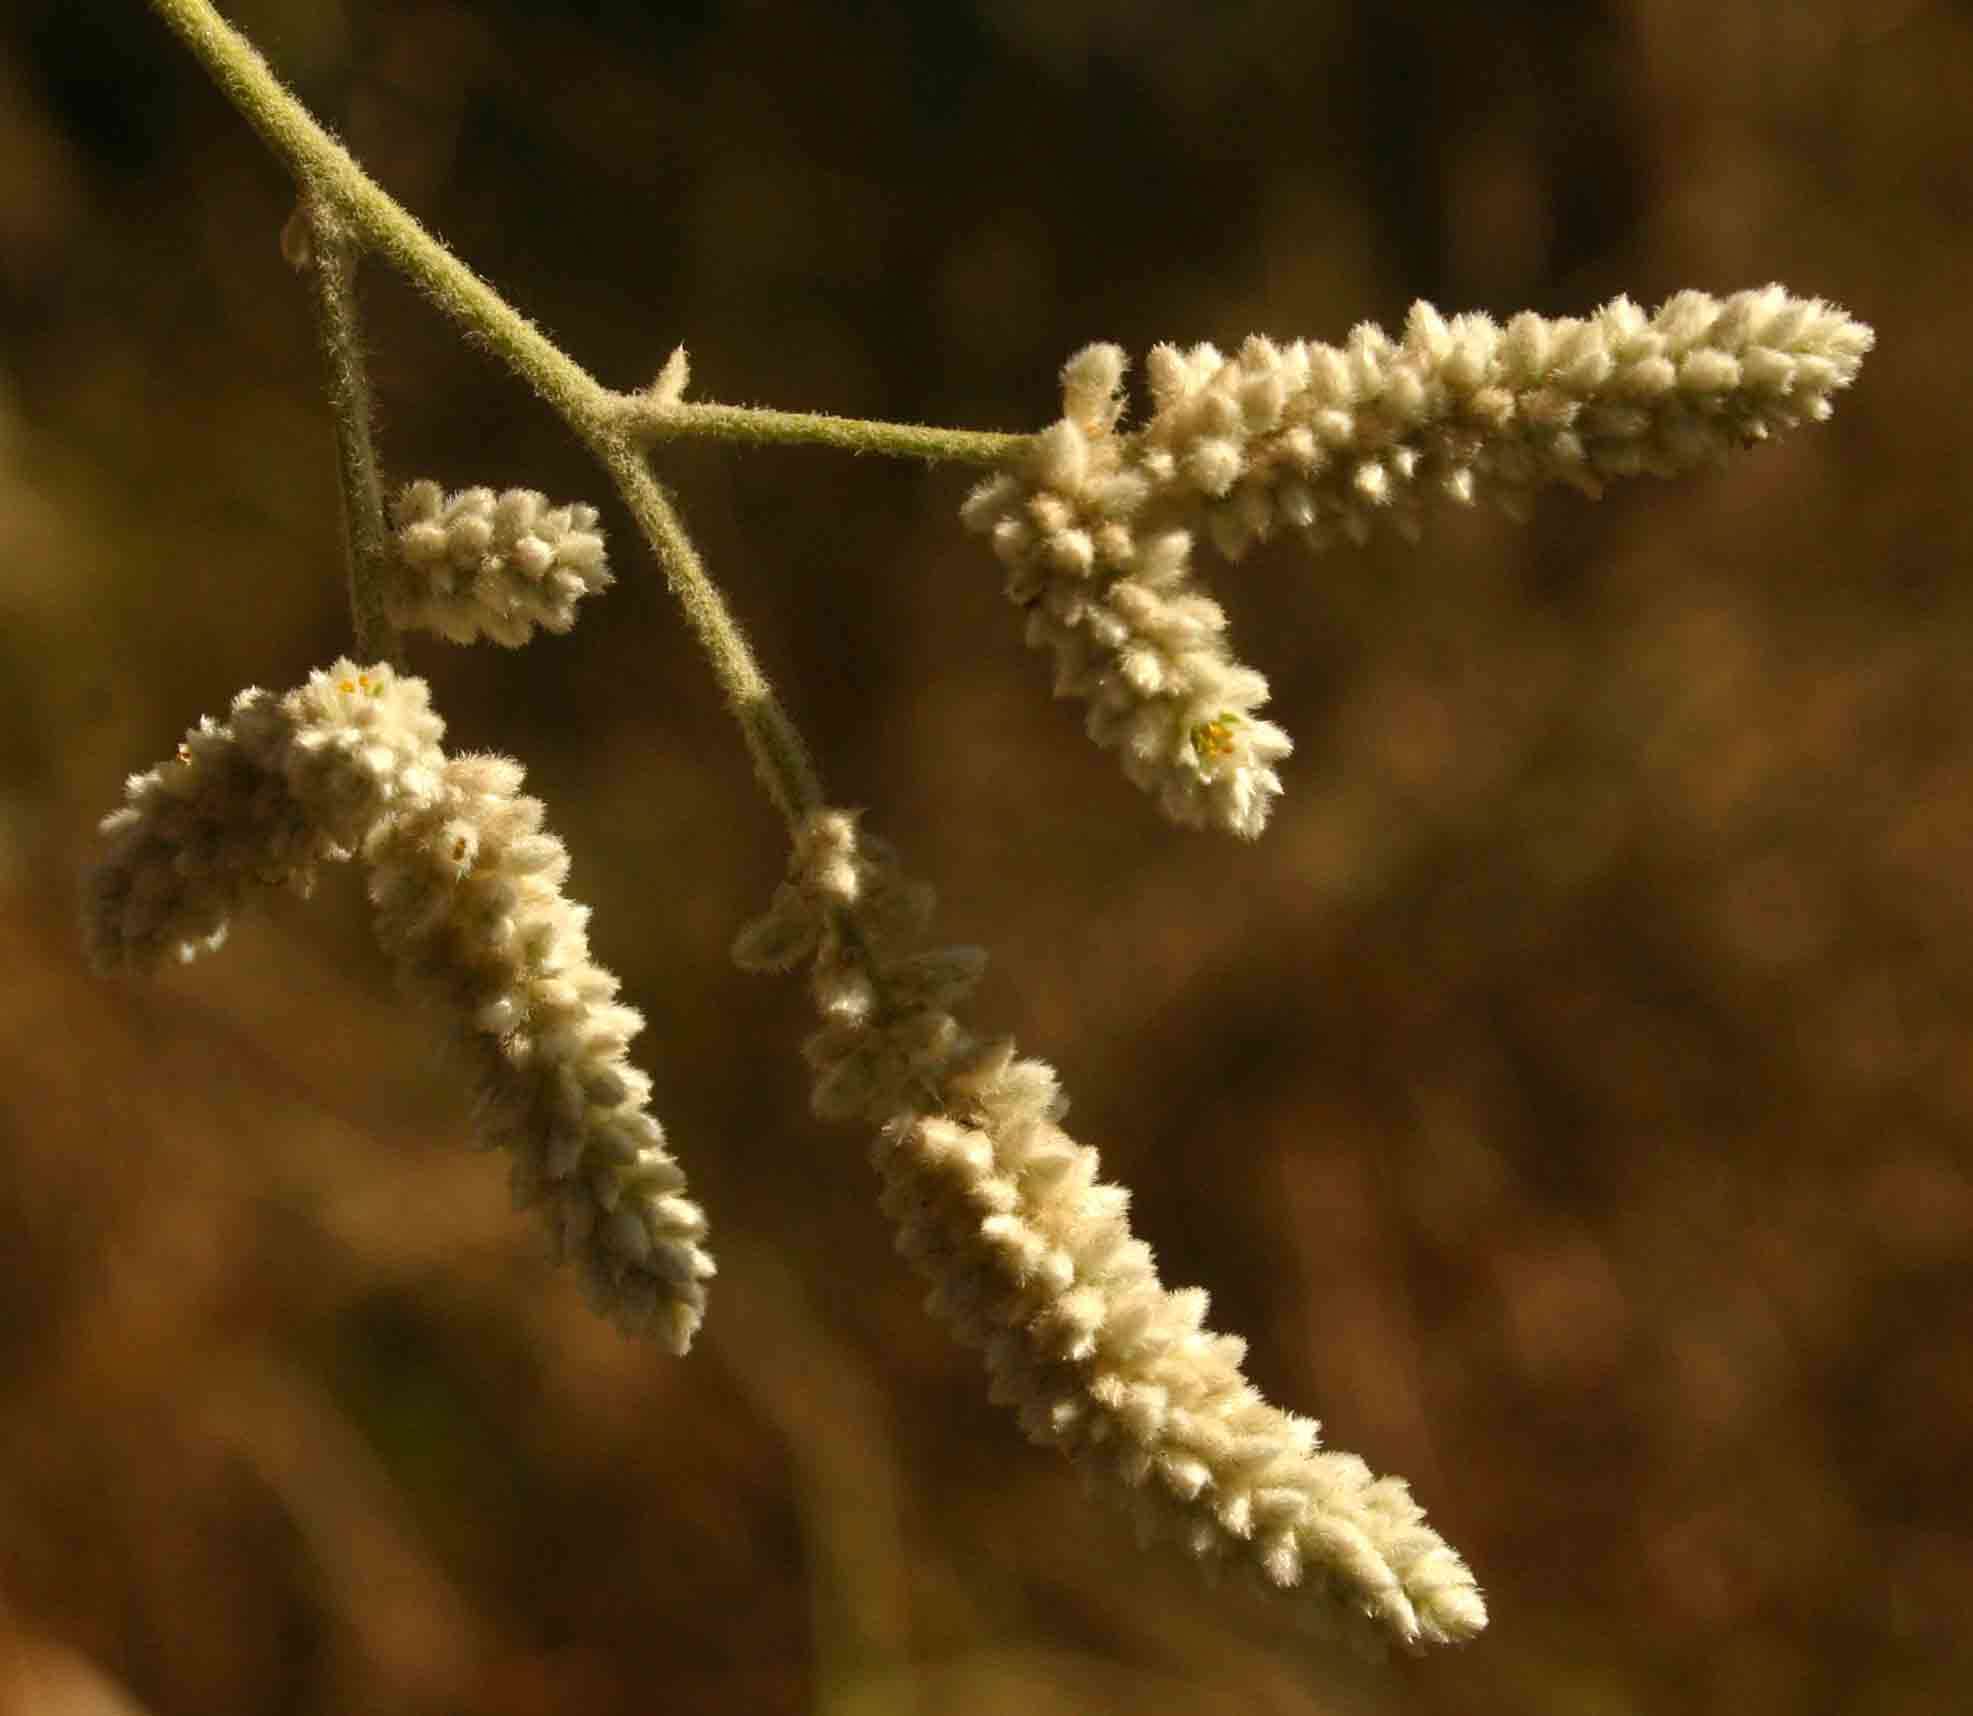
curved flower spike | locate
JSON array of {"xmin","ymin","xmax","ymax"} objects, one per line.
[
  {"xmin": 85, "ymin": 659, "xmax": 711, "ymax": 1352},
  {"xmin": 84, "ymin": 661, "xmax": 446, "ymax": 971},
  {"xmin": 735, "ymin": 808, "xmax": 1486, "ymax": 1654},
  {"xmin": 388, "ymin": 482, "xmax": 613, "ymax": 646},
  {"xmin": 961, "ymin": 349, "xmax": 1291, "ymax": 841},
  {"xmin": 366, "ymin": 754, "xmax": 713, "ymax": 1350}
]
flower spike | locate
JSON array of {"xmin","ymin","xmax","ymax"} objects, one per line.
[
  {"xmin": 961, "ymin": 347, "xmax": 1292, "ymax": 841},
  {"xmin": 1135, "ymin": 286, "xmax": 1873, "ymax": 558},
  {"xmin": 85, "ymin": 660, "xmax": 711, "ymax": 1351},
  {"xmin": 736, "ymin": 808, "xmax": 1486, "ymax": 1653},
  {"xmin": 387, "ymin": 482, "xmax": 613, "ymax": 647}
]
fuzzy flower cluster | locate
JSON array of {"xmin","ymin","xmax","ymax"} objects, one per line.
[
  {"xmin": 735, "ymin": 808, "xmax": 1485, "ymax": 1653},
  {"xmin": 85, "ymin": 660, "xmax": 709, "ymax": 1350},
  {"xmin": 961, "ymin": 347, "xmax": 1292, "ymax": 839},
  {"xmin": 84, "ymin": 662, "xmax": 446, "ymax": 971},
  {"xmin": 962, "ymin": 285, "xmax": 1869, "ymax": 838},
  {"xmin": 1132, "ymin": 284, "xmax": 1874, "ymax": 560},
  {"xmin": 368, "ymin": 753, "xmax": 713, "ymax": 1351},
  {"xmin": 388, "ymin": 482, "xmax": 613, "ymax": 646}
]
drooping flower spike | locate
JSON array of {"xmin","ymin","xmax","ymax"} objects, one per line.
[
  {"xmin": 736, "ymin": 807, "xmax": 1486, "ymax": 1654},
  {"xmin": 85, "ymin": 660, "xmax": 712, "ymax": 1352}
]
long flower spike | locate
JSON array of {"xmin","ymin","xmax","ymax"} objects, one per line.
[
  {"xmin": 365, "ymin": 751, "xmax": 713, "ymax": 1351},
  {"xmin": 736, "ymin": 808, "xmax": 1486, "ymax": 1653},
  {"xmin": 1135, "ymin": 285, "xmax": 1874, "ymax": 558}
]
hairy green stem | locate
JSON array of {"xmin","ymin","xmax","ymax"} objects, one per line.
[
  {"xmin": 293, "ymin": 196, "xmax": 401, "ymax": 668},
  {"xmin": 148, "ymin": 0, "xmax": 1030, "ymax": 469},
  {"xmin": 590, "ymin": 434, "xmax": 823, "ymax": 824},
  {"xmin": 620, "ymin": 399, "xmax": 1026, "ymax": 466},
  {"xmin": 150, "ymin": 0, "xmax": 613, "ymax": 428},
  {"xmin": 146, "ymin": 0, "xmax": 868, "ymax": 832}
]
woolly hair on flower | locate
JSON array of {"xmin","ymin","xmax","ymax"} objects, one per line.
[
  {"xmin": 84, "ymin": 661, "xmax": 446, "ymax": 972},
  {"xmin": 388, "ymin": 481, "xmax": 613, "ymax": 646},
  {"xmin": 365, "ymin": 753, "xmax": 714, "ymax": 1351},
  {"xmin": 1128, "ymin": 286, "xmax": 1874, "ymax": 562},
  {"xmin": 735, "ymin": 808, "xmax": 1486, "ymax": 1654},
  {"xmin": 84, "ymin": 659, "xmax": 711, "ymax": 1352}
]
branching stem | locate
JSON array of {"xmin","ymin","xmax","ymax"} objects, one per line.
[
  {"xmin": 151, "ymin": 0, "xmax": 633, "ymax": 429},
  {"xmin": 588, "ymin": 432, "xmax": 823, "ymax": 823},
  {"xmin": 146, "ymin": 0, "xmax": 1032, "ymax": 471},
  {"xmin": 145, "ymin": 0, "xmax": 983, "ymax": 831}
]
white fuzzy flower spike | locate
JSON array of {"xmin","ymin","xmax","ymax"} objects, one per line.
[
  {"xmin": 85, "ymin": 660, "xmax": 710, "ymax": 1351},
  {"xmin": 366, "ymin": 754, "xmax": 713, "ymax": 1351},
  {"xmin": 736, "ymin": 808, "xmax": 1486, "ymax": 1653},
  {"xmin": 1131, "ymin": 286, "xmax": 1873, "ymax": 560},
  {"xmin": 388, "ymin": 482, "xmax": 613, "ymax": 646}
]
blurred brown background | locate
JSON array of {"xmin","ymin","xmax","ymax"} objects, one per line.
[{"xmin": 1, "ymin": 1, "xmax": 1968, "ymax": 1712}]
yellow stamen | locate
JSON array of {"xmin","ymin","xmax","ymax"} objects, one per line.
[{"xmin": 1190, "ymin": 711, "xmax": 1242, "ymax": 766}]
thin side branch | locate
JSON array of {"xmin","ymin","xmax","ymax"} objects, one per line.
[
  {"xmin": 291, "ymin": 196, "xmax": 401, "ymax": 667},
  {"xmin": 149, "ymin": 0, "xmax": 1029, "ymax": 471},
  {"xmin": 589, "ymin": 432, "xmax": 824, "ymax": 826},
  {"xmin": 149, "ymin": 0, "xmax": 613, "ymax": 430},
  {"xmin": 619, "ymin": 398, "xmax": 1027, "ymax": 466}
]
